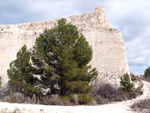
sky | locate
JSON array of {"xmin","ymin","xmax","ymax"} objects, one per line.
[{"xmin": 0, "ymin": 0, "xmax": 150, "ymax": 75}]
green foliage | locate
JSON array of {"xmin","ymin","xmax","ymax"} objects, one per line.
[
  {"xmin": 9, "ymin": 88, "xmax": 16, "ymax": 103},
  {"xmin": 7, "ymin": 18, "xmax": 97, "ymax": 104},
  {"xmin": 78, "ymin": 93, "xmax": 93, "ymax": 104},
  {"xmin": 7, "ymin": 45, "xmax": 39, "ymax": 96},
  {"xmin": 120, "ymin": 73, "xmax": 134, "ymax": 94},
  {"xmin": 31, "ymin": 18, "xmax": 98, "ymax": 104},
  {"xmin": 144, "ymin": 67, "xmax": 150, "ymax": 78},
  {"xmin": 13, "ymin": 109, "xmax": 17, "ymax": 113}
]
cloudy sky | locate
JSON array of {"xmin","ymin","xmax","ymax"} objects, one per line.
[{"xmin": 0, "ymin": 0, "xmax": 150, "ymax": 75}]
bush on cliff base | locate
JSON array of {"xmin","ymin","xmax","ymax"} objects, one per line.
[
  {"xmin": 144, "ymin": 67, "xmax": 150, "ymax": 78},
  {"xmin": 120, "ymin": 73, "xmax": 134, "ymax": 94}
]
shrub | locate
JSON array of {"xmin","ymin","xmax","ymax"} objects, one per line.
[
  {"xmin": 9, "ymin": 88, "xmax": 16, "ymax": 103},
  {"xmin": 13, "ymin": 109, "xmax": 17, "ymax": 113},
  {"xmin": 144, "ymin": 67, "xmax": 150, "ymax": 78},
  {"xmin": 0, "ymin": 88, "xmax": 39, "ymax": 104},
  {"xmin": 14, "ymin": 93, "xmax": 26, "ymax": 103},
  {"xmin": 60, "ymin": 96, "xmax": 74, "ymax": 105},
  {"xmin": 131, "ymin": 99, "xmax": 150, "ymax": 112},
  {"xmin": 93, "ymin": 82, "xmax": 142, "ymax": 105},
  {"xmin": 70, "ymin": 94, "xmax": 78, "ymax": 105},
  {"xmin": 42, "ymin": 94, "xmax": 93, "ymax": 105},
  {"xmin": 93, "ymin": 83, "xmax": 125, "ymax": 104},
  {"xmin": 42, "ymin": 95, "xmax": 63, "ymax": 105},
  {"xmin": 120, "ymin": 73, "xmax": 134, "ymax": 94},
  {"xmin": 78, "ymin": 94, "xmax": 93, "ymax": 104},
  {"xmin": 130, "ymin": 73, "xmax": 140, "ymax": 81},
  {"xmin": 93, "ymin": 95, "xmax": 109, "ymax": 104}
]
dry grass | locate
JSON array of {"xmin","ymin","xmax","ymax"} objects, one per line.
[
  {"xmin": 131, "ymin": 99, "xmax": 150, "ymax": 113},
  {"xmin": 93, "ymin": 83, "xmax": 143, "ymax": 105}
]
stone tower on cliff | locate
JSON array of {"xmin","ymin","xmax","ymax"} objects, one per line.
[{"xmin": 0, "ymin": 6, "xmax": 129, "ymax": 86}]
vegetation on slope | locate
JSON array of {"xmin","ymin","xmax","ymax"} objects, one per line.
[{"xmin": 120, "ymin": 73, "xmax": 134, "ymax": 94}]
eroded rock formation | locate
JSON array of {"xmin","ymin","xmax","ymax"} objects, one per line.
[{"xmin": 0, "ymin": 6, "xmax": 129, "ymax": 86}]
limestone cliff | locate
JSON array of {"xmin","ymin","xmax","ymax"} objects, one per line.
[{"xmin": 0, "ymin": 6, "xmax": 129, "ymax": 86}]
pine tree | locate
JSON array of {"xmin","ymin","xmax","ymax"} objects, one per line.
[
  {"xmin": 7, "ymin": 45, "xmax": 39, "ymax": 96},
  {"xmin": 31, "ymin": 18, "xmax": 98, "ymax": 103},
  {"xmin": 144, "ymin": 67, "xmax": 150, "ymax": 78},
  {"xmin": 120, "ymin": 73, "xmax": 134, "ymax": 94}
]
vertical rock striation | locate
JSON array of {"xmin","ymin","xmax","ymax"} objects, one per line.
[{"xmin": 0, "ymin": 6, "xmax": 129, "ymax": 86}]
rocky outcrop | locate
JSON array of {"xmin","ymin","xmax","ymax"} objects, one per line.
[{"xmin": 0, "ymin": 6, "xmax": 129, "ymax": 86}]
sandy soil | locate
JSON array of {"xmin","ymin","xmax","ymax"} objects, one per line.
[
  {"xmin": 0, "ymin": 102, "xmax": 133, "ymax": 113},
  {"xmin": 0, "ymin": 80, "xmax": 150, "ymax": 113}
]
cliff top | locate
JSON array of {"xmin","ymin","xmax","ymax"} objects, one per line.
[{"xmin": 0, "ymin": 6, "xmax": 112, "ymax": 31}]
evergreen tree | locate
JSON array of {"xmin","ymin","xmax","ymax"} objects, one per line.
[
  {"xmin": 31, "ymin": 18, "xmax": 98, "ymax": 103},
  {"xmin": 144, "ymin": 67, "xmax": 150, "ymax": 78},
  {"xmin": 120, "ymin": 73, "xmax": 134, "ymax": 94},
  {"xmin": 7, "ymin": 45, "xmax": 39, "ymax": 97}
]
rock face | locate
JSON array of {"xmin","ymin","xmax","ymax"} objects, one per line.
[{"xmin": 0, "ymin": 6, "xmax": 129, "ymax": 86}]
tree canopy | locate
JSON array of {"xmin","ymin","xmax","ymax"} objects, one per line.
[
  {"xmin": 144, "ymin": 67, "xmax": 150, "ymax": 78},
  {"xmin": 7, "ymin": 45, "xmax": 39, "ymax": 96},
  {"xmin": 120, "ymin": 73, "xmax": 134, "ymax": 94},
  {"xmin": 7, "ymin": 18, "xmax": 98, "ymax": 104},
  {"xmin": 31, "ymin": 18, "xmax": 98, "ymax": 103}
]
